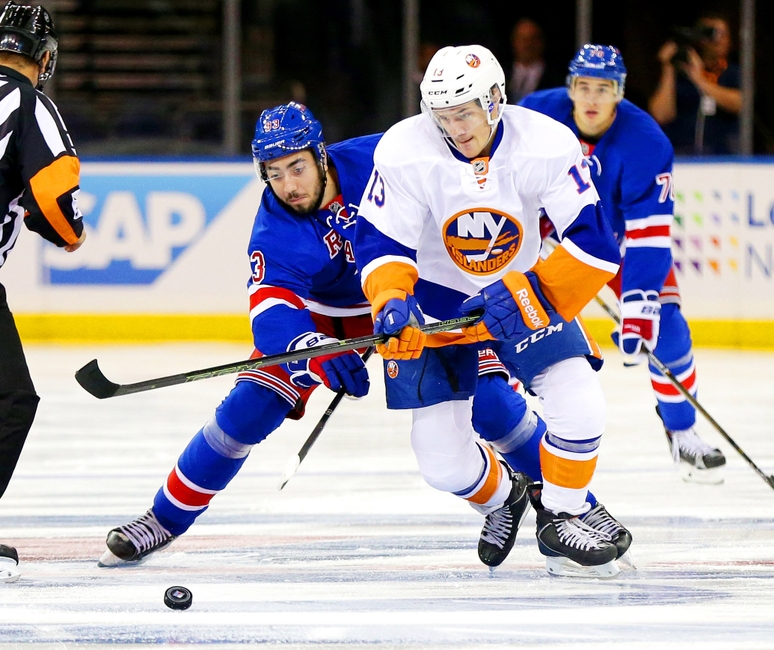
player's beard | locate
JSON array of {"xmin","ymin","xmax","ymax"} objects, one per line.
[{"xmin": 275, "ymin": 166, "xmax": 327, "ymax": 216}]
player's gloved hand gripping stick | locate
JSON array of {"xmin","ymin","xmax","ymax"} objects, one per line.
[
  {"xmin": 372, "ymin": 291, "xmax": 427, "ymax": 361},
  {"xmin": 283, "ymin": 332, "xmax": 370, "ymax": 398},
  {"xmin": 460, "ymin": 270, "xmax": 555, "ymax": 342},
  {"xmin": 74, "ymin": 314, "xmax": 480, "ymax": 399},
  {"xmin": 612, "ymin": 289, "xmax": 662, "ymax": 365}
]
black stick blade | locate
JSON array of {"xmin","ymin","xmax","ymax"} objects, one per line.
[{"xmin": 75, "ymin": 359, "xmax": 120, "ymax": 399}]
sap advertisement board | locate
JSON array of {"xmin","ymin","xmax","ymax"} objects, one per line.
[
  {"xmin": 1, "ymin": 160, "xmax": 773, "ymax": 319},
  {"xmin": 2, "ymin": 162, "xmax": 261, "ymax": 314}
]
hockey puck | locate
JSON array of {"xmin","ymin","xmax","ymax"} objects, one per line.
[{"xmin": 164, "ymin": 586, "xmax": 192, "ymax": 610}]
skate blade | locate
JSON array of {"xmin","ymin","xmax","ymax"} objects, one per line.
[
  {"xmin": 618, "ymin": 550, "xmax": 637, "ymax": 570},
  {"xmin": 680, "ymin": 463, "xmax": 724, "ymax": 485},
  {"xmin": 0, "ymin": 557, "xmax": 20, "ymax": 582},
  {"xmin": 545, "ymin": 556, "xmax": 620, "ymax": 578},
  {"xmin": 97, "ymin": 549, "xmax": 135, "ymax": 568},
  {"xmin": 0, "ymin": 565, "xmax": 20, "ymax": 583}
]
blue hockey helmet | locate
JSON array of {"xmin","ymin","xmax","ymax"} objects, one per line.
[
  {"xmin": 567, "ymin": 44, "xmax": 626, "ymax": 97},
  {"xmin": 0, "ymin": 1, "xmax": 58, "ymax": 89},
  {"xmin": 251, "ymin": 102, "xmax": 326, "ymax": 182}
]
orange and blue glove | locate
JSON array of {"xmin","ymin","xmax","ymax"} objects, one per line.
[
  {"xmin": 460, "ymin": 271, "xmax": 554, "ymax": 341},
  {"xmin": 373, "ymin": 291, "xmax": 426, "ymax": 361}
]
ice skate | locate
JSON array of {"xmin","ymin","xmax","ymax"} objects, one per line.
[
  {"xmin": 98, "ymin": 509, "xmax": 177, "ymax": 567},
  {"xmin": 579, "ymin": 502, "xmax": 634, "ymax": 567},
  {"xmin": 531, "ymin": 490, "xmax": 619, "ymax": 578},
  {"xmin": 656, "ymin": 407, "xmax": 725, "ymax": 484},
  {"xmin": 667, "ymin": 428, "xmax": 726, "ymax": 484},
  {"xmin": 0, "ymin": 544, "xmax": 20, "ymax": 583},
  {"xmin": 478, "ymin": 465, "xmax": 531, "ymax": 568}
]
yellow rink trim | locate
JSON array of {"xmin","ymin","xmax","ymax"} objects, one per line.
[
  {"xmin": 15, "ymin": 314, "xmax": 253, "ymax": 344},
  {"xmin": 582, "ymin": 318, "xmax": 774, "ymax": 351},
  {"xmin": 13, "ymin": 314, "xmax": 774, "ymax": 349}
]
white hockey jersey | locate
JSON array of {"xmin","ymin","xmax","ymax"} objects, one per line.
[{"xmin": 354, "ymin": 105, "xmax": 620, "ymax": 337}]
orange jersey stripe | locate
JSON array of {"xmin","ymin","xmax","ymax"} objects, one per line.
[
  {"xmin": 424, "ymin": 330, "xmax": 480, "ymax": 347},
  {"xmin": 466, "ymin": 445, "xmax": 503, "ymax": 505},
  {"xmin": 539, "ymin": 445, "xmax": 598, "ymax": 489},
  {"xmin": 532, "ymin": 247, "xmax": 616, "ymax": 322},
  {"xmin": 28, "ymin": 155, "xmax": 81, "ymax": 245},
  {"xmin": 575, "ymin": 315, "xmax": 602, "ymax": 361},
  {"xmin": 363, "ymin": 260, "xmax": 418, "ymax": 314}
]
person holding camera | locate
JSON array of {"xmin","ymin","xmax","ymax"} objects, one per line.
[{"xmin": 648, "ymin": 13, "xmax": 741, "ymax": 155}]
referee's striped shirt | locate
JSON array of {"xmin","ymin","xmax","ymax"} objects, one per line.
[{"xmin": 0, "ymin": 64, "xmax": 83, "ymax": 269}]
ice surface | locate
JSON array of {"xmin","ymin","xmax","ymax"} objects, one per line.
[{"xmin": 0, "ymin": 343, "xmax": 773, "ymax": 649}]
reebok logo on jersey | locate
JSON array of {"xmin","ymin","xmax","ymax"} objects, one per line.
[{"xmin": 442, "ymin": 208, "xmax": 523, "ymax": 276}]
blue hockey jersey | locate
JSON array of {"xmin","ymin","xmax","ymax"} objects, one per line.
[
  {"xmin": 520, "ymin": 88, "xmax": 674, "ymax": 296},
  {"xmin": 247, "ymin": 133, "xmax": 380, "ymax": 355}
]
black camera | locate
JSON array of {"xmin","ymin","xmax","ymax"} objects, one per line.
[{"xmin": 670, "ymin": 25, "xmax": 717, "ymax": 65}]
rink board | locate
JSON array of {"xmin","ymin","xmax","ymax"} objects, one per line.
[{"xmin": 2, "ymin": 159, "xmax": 773, "ymax": 347}]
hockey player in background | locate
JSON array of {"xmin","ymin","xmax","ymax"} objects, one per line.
[
  {"xmin": 520, "ymin": 45, "xmax": 726, "ymax": 483},
  {"xmin": 98, "ymin": 102, "xmax": 551, "ymax": 571},
  {"xmin": 0, "ymin": 2, "xmax": 86, "ymax": 583},
  {"xmin": 355, "ymin": 45, "xmax": 631, "ymax": 577}
]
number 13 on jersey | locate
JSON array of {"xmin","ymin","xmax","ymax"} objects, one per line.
[{"xmin": 366, "ymin": 169, "xmax": 386, "ymax": 207}]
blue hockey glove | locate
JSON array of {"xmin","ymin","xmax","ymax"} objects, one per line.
[
  {"xmin": 373, "ymin": 290, "xmax": 426, "ymax": 361},
  {"xmin": 461, "ymin": 271, "xmax": 554, "ymax": 341},
  {"xmin": 284, "ymin": 332, "xmax": 369, "ymax": 397},
  {"xmin": 612, "ymin": 289, "xmax": 661, "ymax": 365}
]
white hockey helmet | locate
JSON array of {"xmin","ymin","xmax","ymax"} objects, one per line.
[{"xmin": 420, "ymin": 45, "xmax": 507, "ymax": 126}]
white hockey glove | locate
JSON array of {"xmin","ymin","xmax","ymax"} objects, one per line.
[{"xmin": 615, "ymin": 289, "xmax": 661, "ymax": 365}]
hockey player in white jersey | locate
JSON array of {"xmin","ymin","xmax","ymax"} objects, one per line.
[{"xmin": 355, "ymin": 45, "xmax": 630, "ymax": 577}]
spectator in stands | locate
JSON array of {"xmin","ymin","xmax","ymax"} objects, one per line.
[
  {"xmin": 649, "ymin": 13, "xmax": 741, "ymax": 155},
  {"xmin": 508, "ymin": 18, "xmax": 564, "ymax": 104}
]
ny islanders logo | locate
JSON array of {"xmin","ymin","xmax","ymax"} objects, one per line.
[{"xmin": 443, "ymin": 208, "xmax": 522, "ymax": 275}]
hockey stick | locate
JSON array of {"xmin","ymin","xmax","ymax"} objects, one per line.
[
  {"xmin": 538, "ymin": 236, "xmax": 774, "ymax": 488},
  {"xmin": 594, "ymin": 292, "xmax": 774, "ymax": 490},
  {"xmin": 278, "ymin": 345, "xmax": 376, "ymax": 491},
  {"xmin": 74, "ymin": 314, "xmax": 479, "ymax": 399}
]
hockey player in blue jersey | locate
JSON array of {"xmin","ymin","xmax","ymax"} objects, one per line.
[
  {"xmin": 97, "ymin": 102, "xmax": 377, "ymax": 566},
  {"xmin": 520, "ymin": 44, "xmax": 726, "ymax": 483},
  {"xmin": 96, "ymin": 102, "xmax": 548, "ymax": 569}
]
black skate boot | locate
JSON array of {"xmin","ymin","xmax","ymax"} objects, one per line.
[
  {"xmin": 99, "ymin": 509, "xmax": 177, "ymax": 567},
  {"xmin": 530, "ymin": 488, "xmax": 618, "ymax": 577},
  {"xmin": 578, "ymin": 502, "xmax": 632, "ymax": 560},
  {"xmin": 0, "ymin": 544, "xmax": 20, "ymax": 583},
  {"xmin": 657, "ymin": 407, "xmax": 726, "ymax": 484},
  {"xmin": 478, "ymin": 465, "xmax": 531, "ymax": 568}
]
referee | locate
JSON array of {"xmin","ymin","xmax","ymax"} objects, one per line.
[{"xmin": 0, "ymin": 2, "xmax": 85, "ymax": 582}]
